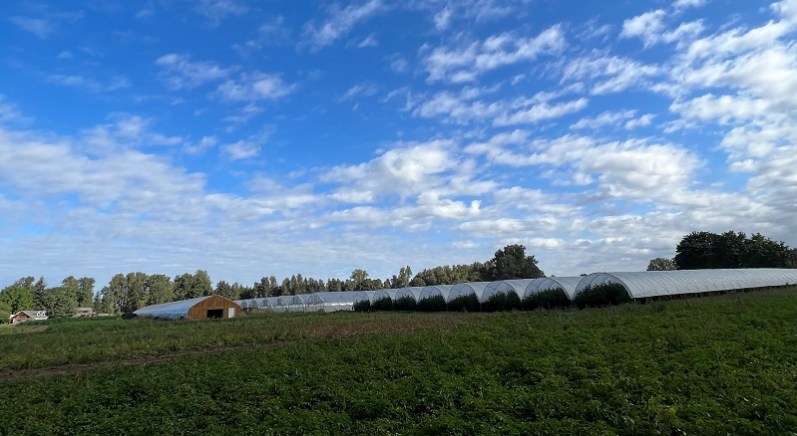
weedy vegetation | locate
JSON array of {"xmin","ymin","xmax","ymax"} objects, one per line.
[{"xmin": 2, "ymin": 288, "xmax": 797, "ymax": 434}]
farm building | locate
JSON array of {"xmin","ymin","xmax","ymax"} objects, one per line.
[
  {"xmin": 9, "ymin": 310, "xmax": 48, "ymax": 324},
  {"xmin": 134, "ymin": 295, "xmax": 241, "ymax": 320},
  {"xmin": 574, "ymin": 269, "xmax": 797, "ymax": 300}
]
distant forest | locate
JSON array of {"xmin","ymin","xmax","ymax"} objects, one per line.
[{"xmin": 2, "ymin": 231, "xmax": 795, "ymax": 318}]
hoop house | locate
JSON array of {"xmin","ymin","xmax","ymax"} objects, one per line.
[
  {"xmin": 416, "ymin": 285, "xmax": 454, "ymax": 311},
  {"xmin": 368, "ymin": 289, "xmax": 397, "ymax": 311},
  {"xmin": 448, "ymin": 282, "xmax": 489, "ymax": 311},
  {"xmin": 523, "ymin": 277, "xmax": 582, "ymax": 309},
  {"xmin": 574, "ymin": 269, "xmax": 797, "ymax": 301},
  {"xmin": 394, "ymin": 287, "xmax": 424, "ymax": 311},
  {"xmin": 306, "ymin": 291, "xmax": 370, "ymax": 312},
  {"xmin": 481, "ymin": 279, "xmax": 541, "ymax": 311}
]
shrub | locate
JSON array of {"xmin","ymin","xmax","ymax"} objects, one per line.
[
  {"xmin": 370, "ymin": 297, "xmax": 393, "ymax": 311},
  {"xmin": 523, "ymin": 288, "xmax": 571, "ymax": 310},
  {"xmin": 447, "ymin": 294, "xmax": 480, "ymax": 312},
  {"xmin": 481, "ymin": 292, "xmax": 521, "ymax": 312},
  {"xmin": 417, "ymin": 295, "xmax": 446, "ymax": 312},
  {"xmin": 574, "ymin": 283, "xmax": 632, "ymax": 308},
  {"xmin": 392, "ymin": 296, "xmax": 417, "ymax": 311}
]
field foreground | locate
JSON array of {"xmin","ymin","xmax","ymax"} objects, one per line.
[{"xmin": 2, "ymin": 289, "xmax": 797, "ymax": 434}]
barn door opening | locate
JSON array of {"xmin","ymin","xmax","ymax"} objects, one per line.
[{"xmin": 206, "ymin": 309, "xmax": 223, "ymax": 319}]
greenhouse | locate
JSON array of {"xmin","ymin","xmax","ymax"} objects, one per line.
[
  {"xmin": 368, "ymin": 289, "xmax": 398, "ymax": 310},
  {"xmin": 418, "ymin": 285, "xmax": 454, "ymax": 311},
  {"xmin": 574, "ymin": 269, "xmax": 797, "ymax": 300},
  {"xmin": 480, "ymin": 279, "xmax": 541, "ymax": 311},
  {"xmin": 447, "ymin": 282, "xmax": 490, "ymax": 311},
  {"xmin": 524, "ymin": 277, "xmax": 582, "ymax": 300},
  {"xmin": 393, "ymin": 287, "xmax": 424, "ymax": 311},
  {"xmin": 305, "ymin": 291, "xmax": 370, "ymax": 312}
]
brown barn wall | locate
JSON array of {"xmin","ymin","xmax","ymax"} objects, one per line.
[{"xmin": 187, "ymin": 295, "xmax": 241, "ymax": 320}]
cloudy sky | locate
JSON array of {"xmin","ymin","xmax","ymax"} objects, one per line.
[{"xmin": 1, "ymin": 0, "xmax": 795, "ymax": 288}]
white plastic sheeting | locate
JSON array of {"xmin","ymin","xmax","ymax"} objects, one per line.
[
  {"xmin": 574, "ymin": 269, "xmax": 797, "ymax": 299},
  {"xmin": 134, "ymin": 296, "xmax": 210, "ymax": 319},
  {"xmin": 448, "ymin": 282, "xmax": 490, "ymax": 302},
  {"xmin": 481, "ymin": 279, "xmax": 542, "ymax": 303},
  {"xmin": 394, "ymin": 287, "xmax": 424, "ymax": 304},
  {"xmin": 524, "ymin": 277, "xmax": 583, "ymax": 300},
  {"xmin": 419, "ymin": 285, "xmax": 455, "ymax": 303},
  {"xmin": 306, "ymin": 291, "xmax": 370, "ymax": 312}
]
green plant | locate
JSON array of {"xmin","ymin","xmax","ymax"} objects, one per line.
[
  {"xmin": 573, "ymin": 283, "xmax": 632, "ymax": 308},
  {"xmin": 353, "ymin": 300, "xmax": 371, "ymax": 312},
  {"xmin": 446, "ymin": 294, "xmax": 480, "ymax": 312},
  {"xmin": 392, "ymin": 296, "xmax": 416, "ymax": 311},
  {"xmin": 523, "ymin": 288, "xmax": 571, "ymax": 310},
  {"xmin": 481, "ymin": 291, "xmax": 521, "ymax": 312},
  {"xmin": 370, "ymin": 297, "xmax": 393, "ymax": 311},
  {"xmin": 416, "ymin": 295, "xmax": 446, "ymax": 312}
]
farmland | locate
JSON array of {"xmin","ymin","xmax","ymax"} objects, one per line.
[{"xmin": 2, "ymin": 289, "xmax": 797, "ymax": 434}]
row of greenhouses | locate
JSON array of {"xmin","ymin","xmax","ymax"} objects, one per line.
[{"xmin": 235, "ymin": 269, "xmax": 797, "ymax": 313}]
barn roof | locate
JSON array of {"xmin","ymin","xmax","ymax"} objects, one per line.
[{"xmin": 134, "ymin": 296, "xmax": 220, "ymax": 319}]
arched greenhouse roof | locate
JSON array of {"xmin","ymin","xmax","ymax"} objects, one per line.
[
  {"xmin": 481, "ymin": 279, "xmax": 543, "ymax": 303},
  {"xmin": 448, "ymin": 282, "xmax": 491, "ymax": 302},
  {"xmin": 524, "ymin": 277, "xmax": 583, "ymax": 300},
  {"xmin": 395, "ymin": 287, "xmax": 424, "ymax": 302},
  {"xmin": 574, "ymin": 269, "xmax": 797, "ymax": 299},
  {"xmin": 419, "ymin": 285, "xmax": 455, "ymax": 302},
  {"xmin": 370, "ymin": 289, "xmax": 398, "ymax": 302}
]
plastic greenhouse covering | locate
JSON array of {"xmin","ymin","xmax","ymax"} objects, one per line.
[
  {"xmin": 134, "ymin": 296, "xmax": 213, "ymax": 319},
  {"xmin": 394, "ymin": 287, "xmax": 424, "ymax": 303},
  {"xmin": 419, "ymin": 285, "xmax": 455, "ymax": 303},
  {"xmin": 574, "ymin": 269, "xmax": 797, "ymax": 299},
  {"xmin": 524, "ymin": 277, "xmax": 583, "ymax": 300},
  {"xmin": 448, "ymin": 282, "xmax": 491, "ymax": 302},
  {"xmin": 306, "ymin": 291, "xmax": 370, "ymax": 312},
  {"xmin": 371, "ymin": 289, "xmax": 399, "ymax": 303},
  {"xmin": 481, "ymin": 279, "xmax": 541, "ymax": 303}
]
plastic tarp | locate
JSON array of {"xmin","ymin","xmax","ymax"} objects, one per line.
[
  {"xmin": 574, "ymin": 269, "xmax": 797, "ymax": 299},
  {"xmin": 481, "ymin": 279, "xmax": 542, "ymax": 303},
  {"xmin": 524, "ymin": 277, "xmax": 583, "ymax": 300},
  {"xmin": 134, "ymin": 296, "xmax": 211, "ymax": 319}
]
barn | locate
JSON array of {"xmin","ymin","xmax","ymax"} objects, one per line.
[
  {"xmin": 9, "ymin": 310, "xmax": 48, "ymax": 324},
  {"xmin": 134, "ymin": 295, "xmax": 241, "ymax": 320}
]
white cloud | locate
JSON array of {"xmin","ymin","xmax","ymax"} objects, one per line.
[
  {"xmin": 571, "ymin": 110, "xmax": 636, "ymax": 130},
  {"xmin": 194, "ymin": 0, "xmax": 248, "ymax": 23},
  {"xmin": 45, "ymin": 74, "xmax": 130, "ymax": 93},
  {"xmin": 156, "ymin": 54, "xmax": 232, "ymax": 90},
  {"xmin": 223, "ymin": 140, "xmax": 260, "ymax": 160},
  {"xmin": 303, "ymin": 0, "xmax": 385, "ymax": 50},
  {"xmin": 8, "ymin": 16, "xmax": 54, "ymax": 39},
  {"xmin": 621, "ymin": 10, "xmax": 667, "ymax": 47},
  {"xmin": 562, "ymin": 53, "xmax": 661, "ymax": 94},
  {"xmin": 424, "ymin": 25, "xmax": 566, "ymax": 83},
  {"xmin": 339, "ymin": 83, "xmax": 379, "ymax": 101},
  {"xmin": 216, "ymin": 72, "xmax": 296, "ymax": 101},
  {"xmin": 494, "ymin": 98, "xmax": 588, "ymax": 126},
  {"xmin": 357, "ymin": 34, "xmax": 379, "ymax": 48},
  {"xmin": 673, "ymin": 0, "xmax": 707, "ymax": 10}
]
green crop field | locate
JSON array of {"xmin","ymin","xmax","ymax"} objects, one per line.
[{"xmin": 3, "ymin": 289, "xmax": 797, "ymax": 434}]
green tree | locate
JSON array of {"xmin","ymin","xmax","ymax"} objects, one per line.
[
  {"xmin": 489, "ymin": 244, "xmax": 545, "ymax": 280},
  {"xmin": 194, "ymin": 270, "xmax": 213, "ymax": 296},
  {"xmin": 77, "ymin": 277, "xmax": 95, "ymax": 307},
  {"xmin": 32, "ymin": 277, "xmax": 48, "ymax": 309},
  {"xmin": 647, "ymin": 258, "xmax": 677, "ymax": 271},
  {"xmin": 674, "ymin": 231, "xmax": 721, "ymax": 269},
  {"xmin": 146, "ymin": 274, "xmax": 174, "ymax": 305},
  {"xmin": 0, "ymin": 285, "xmax": 34, "ymax": 313},
  {"xmin": 122, "ymin": 272, "xmax": 148, "ymax": 313},
  {"xmin": 173, "ymin": 273, "xmax": 196, "ymax": 300},
  {"xmin": 100, "ymin": 274, "xmax": 127, "ymax": 315},
  {"xmin": 215, "ymin": 280, "xmax": 239, "ymax": 300},
  {"xmin": 45, "ymin": 286, "xmax": 78, "ymax": 318}
]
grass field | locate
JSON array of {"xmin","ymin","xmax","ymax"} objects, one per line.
[{"xmin": 2, "ymin": 289, "xmax": 797, "ymax": 434}]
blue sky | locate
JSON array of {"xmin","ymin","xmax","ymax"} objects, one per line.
[{"xmin": 1, "ymin": 0, "xmax": 796, "ymax": 288}]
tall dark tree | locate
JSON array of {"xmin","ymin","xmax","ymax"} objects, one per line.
[
  {"xmin": 77, "ymin": 277, "xmax": 95, "ymax": 307},
  {"xmin": 674, "ymin": 231, "xmax": 721, "ymax": 269},
  {"xmin": 194, "ymin": 270, "xmax": 213, "ymax": 296},
  {"xmin": 32, "ymin": 277, "xmax": 48, "ymax": 310},
  {"xmin": 146, "ymin": 274, "xmax": 174, "ymax": 305},
  {"xmin": 489, "ymin": 244, "xmax": 545, "ymax": 280}
]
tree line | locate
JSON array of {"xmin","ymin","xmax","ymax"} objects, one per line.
[
  {"xmin": 648, "ymin": 231, "xmax": 797, "ymax": 271},
  {"xmin": 0, "ymin": 244, "xmax": 544, "ymax": 318}
]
